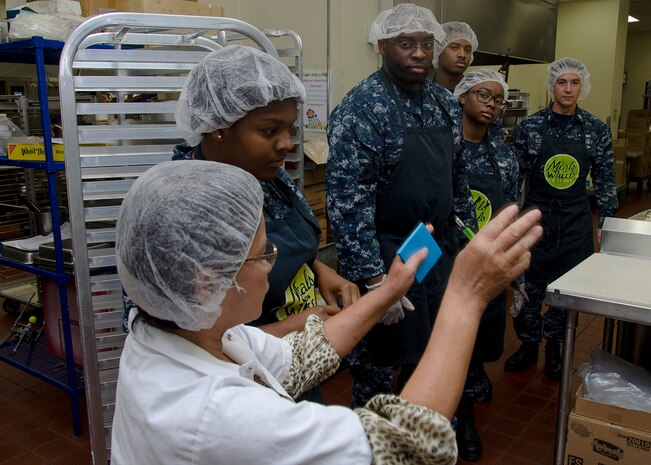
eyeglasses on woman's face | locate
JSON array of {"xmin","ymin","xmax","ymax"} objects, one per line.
[
  {"xmin": 245, "ymin": 240, "xmax": 278, "ymax": 267},
  {"xmin": 467, "ymin": 89, "xmax": 506, "ymax": 108}
]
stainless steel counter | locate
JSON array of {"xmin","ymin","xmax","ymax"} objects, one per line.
[{"xmin": 546, "ymin": 217, "xmax": 651, "ymax": 465}]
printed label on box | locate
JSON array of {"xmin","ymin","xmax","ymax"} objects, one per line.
[{"xmin": 7, "ymin": 143, "xmax": 65, "ymax": 161}]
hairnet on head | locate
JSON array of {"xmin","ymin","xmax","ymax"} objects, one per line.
[
  {"xmin": 175, "ymin": 45, "xmax": 306, "ymax": 147},
  {"xmin": 454, "ymin": 68, "xmax": 508, "ymax": 100},
  {"xmin": 547, "ymin": 57, "xmax": 591, "ymax": 100},
  {"xmin": 433, "ymin": 21, "xmax": 478, "ymax": 68},
  {"xmin": 367, "ymin": 3, "xmax": 445, "ymax": 53},
  {"xmin": 116, "ymin": 161, "xmax": 264, "ymax": 331}
]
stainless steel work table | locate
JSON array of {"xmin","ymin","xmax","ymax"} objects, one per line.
[{"xmin": 545, "ymin": 218, "xmax": 651, "ymax": 465}]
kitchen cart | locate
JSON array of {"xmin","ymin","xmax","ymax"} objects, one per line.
[{"xmin": 58, "ymin": 13, "xmax": 303, "ymax": 463}]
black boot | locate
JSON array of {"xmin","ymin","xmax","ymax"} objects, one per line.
[
  {"xmin": 545, "ymin": 341, "xmax": 562, "ymax": 381},
  {"xmin": 456, "ymin": 400, "xmax": 482, "ymax": 462},
  {"xmin": 504, "ymin": 342, "xmax": 539, "ymax": 372}
]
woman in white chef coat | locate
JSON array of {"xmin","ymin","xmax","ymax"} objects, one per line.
[{"xmin": 110, "ymin": 160, "xmax": 541, "ymax": 465}]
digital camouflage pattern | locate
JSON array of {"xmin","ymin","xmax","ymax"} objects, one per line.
[
  {"xmin": 461, "ymin": 136, "xmax": 521, "ymax": 207},
  {"xmin": 515, "ymin": 281, "xmax": 565, "ymax": 343},
  {"xmin": 459, "ymin": 131, "xmax": 519, "ymax": 402},
  {"xmin": 511, "ymin": 107, "xmax": 617, "ymax": 227},
  {"xmin": 510, "ymin": 106, "xmax": 617, "ymax": 344},
  {"xmin": 326, "ymin": 71, "xmax": 476, "ymax": 282}
]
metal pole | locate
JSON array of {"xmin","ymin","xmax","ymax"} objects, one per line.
[{"xmin": 554, "ymin": 309, "xmax": 577, "ymax": 465}]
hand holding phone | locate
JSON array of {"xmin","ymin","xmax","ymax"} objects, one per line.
[{"xmin": 396, "ymin": 222, "xmax": 442, "ymax": 283}]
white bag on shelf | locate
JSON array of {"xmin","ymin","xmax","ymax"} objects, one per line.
[{"xmin": 8, "ymin": 12, "xmax": 85, "ymax": 42}]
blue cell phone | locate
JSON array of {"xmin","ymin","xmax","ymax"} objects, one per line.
[{"xmin": 396, "ymin": 222, "xmax": 442, "ymax": 283}]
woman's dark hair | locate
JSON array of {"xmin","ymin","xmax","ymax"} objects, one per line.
[{"xmin": 135, "ymin": 307, "xmax": 181, "ymax": 331}]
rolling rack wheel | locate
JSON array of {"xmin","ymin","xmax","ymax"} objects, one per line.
[{"xmin": 2, "ymin": 298, "xmax": 21, "ymax": 315}]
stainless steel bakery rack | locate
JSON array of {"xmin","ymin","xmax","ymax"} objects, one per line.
[{"xmin": 59, "ymin": 12, "xmax": 294, "ymax": 464}]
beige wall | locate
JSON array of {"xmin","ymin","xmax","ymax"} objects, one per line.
[
  {"xmin": 207, "ymin": 0, "xmax": 642, "ymax": 136},
  {"xmin": 622, "ymin": 30, "xmax": 651, "ymax": 129},
  {"xmin": 204, "ymin": 0, "xmax": 388, "ymax": 139},
  {"xmin": 466, "ymin": 63, "xmax": 548, "ymax": 115},
  {"xmin": 555, "ymin": 0, "xmax": 628, "ymax": 134}
]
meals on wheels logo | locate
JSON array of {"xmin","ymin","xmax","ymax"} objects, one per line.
[
  {"xmin": 544, "ymin": 153, "xmax": 579, "ymax": 189},
  {"xmin": 471, "ymin": 189, "xmax": 491, "ymax": 230}
]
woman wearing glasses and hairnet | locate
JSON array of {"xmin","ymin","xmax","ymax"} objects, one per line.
[
  {"xmin": 123, "ymin": 46, "xmax": 360, "ymax": 388},
  {"xmin": 111, "ymin": 160, "xmax": 542, "ymax": 465},
  {"xmin": 452, "ymin": 69, "xmax": 521, "ymax": 461}
]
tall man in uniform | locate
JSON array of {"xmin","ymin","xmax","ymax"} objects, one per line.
[
  {"xmin": 326, "ymin": 3, "xmax": 476, "ymax": 408},
  {"xmin": 433, "ymin": 21, "xmax": 478, "ymax": 93},
  {"xmin": 506, "ymin": 58, "xmax": 617, "ymax": 380}
]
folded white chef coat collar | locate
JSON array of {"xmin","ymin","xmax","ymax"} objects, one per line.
[{"xmin": 128, "ymin": 309, "xmax": 294, "ymax": 401}]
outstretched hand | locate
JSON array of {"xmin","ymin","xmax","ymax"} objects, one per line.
[
  {"xmin": 380, "ymin": 223, "xmax": 433, "ymax": 304},
  {"xmin": 449, "ymin": 205, "xmax": 543, "ymax": 308}
]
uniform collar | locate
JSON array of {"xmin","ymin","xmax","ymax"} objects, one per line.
[{"xmin": 545, "ymin": 105, "xmax": 585, "ymax": 125}]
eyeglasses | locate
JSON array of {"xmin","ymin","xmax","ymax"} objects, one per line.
[
  {"xmin": 386, "ymin": 38, "xmax": 435, "ymax": 52},
  {"xmin": 245, "ymin": 240, "xmax": 278, "ymax": 267},
  {"xmin": 467, "ymin": 90, "xmax": 506, "ymax": 108}
]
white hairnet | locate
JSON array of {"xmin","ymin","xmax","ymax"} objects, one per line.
[
  {"xmin": 367, "ymin": 3, "xmax": 445, "ymax": 53},
  {"xmin": 454, "ymin": 69, "xmax": 508, "ymax": 100},
  {"xmin": 433, "ymin": 21, "xmax": 478, "ymax": 68},
  {"xmin": 116, "ymin": 161, "xmax": 263, "ymax": 331},
  {"xmin": 547, "ymin": 57, "xmax": 591, "ymax": 100},
  {"xmin": 175, "ymin": 45, "xmax": 306, "ymax": 147}
]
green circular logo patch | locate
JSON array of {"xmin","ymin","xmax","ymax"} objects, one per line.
[
  {"xmin": 471, "ymin": 189, "xmax": 492, "ymax": 230},
  {"xmin": 544, "ymin": 154, "xmax": 579, "ymax": 190}
]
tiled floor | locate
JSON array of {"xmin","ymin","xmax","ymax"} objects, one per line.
[
  {"xmin": 1, "ymin": 182, "xmax": 650, "ymax": 464},
  {"xmin": 321, "ymin": 313, "xmax": 602, "ymax": 465}
]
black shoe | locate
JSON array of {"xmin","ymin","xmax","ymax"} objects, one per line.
[
  {"xmin": 545, "ymin": 341, "xmax": 562, "ymax": 381},
  {"xmin": 504, "ymin": 342, "xmax": 539, "ymax": 372},
  {"xmin": 456, "ymin": 401, "xmax": 482, "ymax": 462}
]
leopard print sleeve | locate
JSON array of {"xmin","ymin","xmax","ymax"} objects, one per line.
[
  {"xmin": 281, "ymin": 314, "xmax": 341, "ymax": 398},
  {"xmin": 356, "ymin": 394, "xmax": 457, "ymax": 465}
]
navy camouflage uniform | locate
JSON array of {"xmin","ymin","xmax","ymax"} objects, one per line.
[
  {"xmin": 327, "ymin": 70, "xmax": 476, "ymax": 407},
  {"xmin": 511, "ymin": 106, "xmax": 617, "ymax": 344},
  {"xmin": 459, "ymin": 131, "xmax": 520, "ymax": 402}
]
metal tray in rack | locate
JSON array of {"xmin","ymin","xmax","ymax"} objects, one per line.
[
  {"xmin": 34, "ymin": 238, "xmax": 74, "ymax": 272},
  {"xmin": 0, "ymin": 245, "xmax": 38, "ymax": 264}
]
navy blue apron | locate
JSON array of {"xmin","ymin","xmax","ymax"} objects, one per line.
[
  {"xmin": 261, "ymin": 179, "xmax": 322, "ymax": 323},
  {"xmin": 466, "ymin": 141, "xmax": 506, "ymax": 363},
  {"xmin": 367, "ymin": 71, "xmax": 458, "ymax": 366},
  {"xmin": 190, "ymin": 146, "xmax": 322, "ymax": 324},
  {"xmin": 523, "ymin": 118, "xmax": 594, "ymax": 284}
]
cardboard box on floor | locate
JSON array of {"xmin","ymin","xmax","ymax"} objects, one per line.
[
  {"xmin": 575, "ymin": 385, "xmax": 651, "ymax": 433},
  {"xmin": 564, "ymin": 385, "xmax": 651, "ymax": 465}
]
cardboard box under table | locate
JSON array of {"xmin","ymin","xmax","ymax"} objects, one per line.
[{"xmin": 565, "ymin": 385, "xmax": 651, "ymax": 465}]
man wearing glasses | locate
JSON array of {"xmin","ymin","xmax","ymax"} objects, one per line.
[
  {"xmin": 506, "ymin": 58, "xmax": 617, "ymax": 381},
  {"xmin": 326, "ymin": 3, "xmax": 476, "ymax": 409},
  {"xmin": 452, "ymin": 69, "xmax": 520, "ymax": 461}
]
